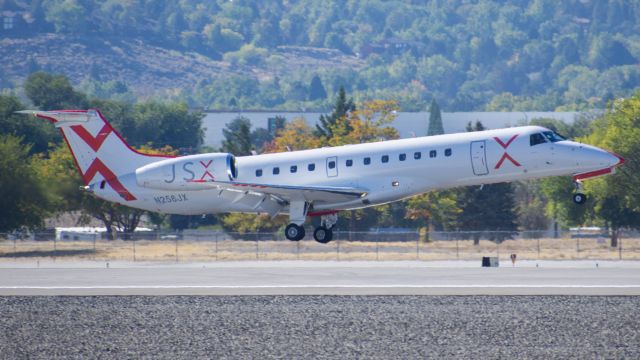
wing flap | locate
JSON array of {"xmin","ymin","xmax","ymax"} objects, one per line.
[{"xmin": 194, "ymin": 180, "xmax": 368, "ymax": 204}]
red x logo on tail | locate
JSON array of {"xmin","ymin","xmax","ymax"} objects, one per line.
[{"xmin": 494, "ymin": 135, "xmax": 521, "ymax": 169}]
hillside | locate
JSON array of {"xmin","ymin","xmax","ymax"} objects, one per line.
[
  {"xmin": 0, "ymin": 34, "xmax": 363, "ymax": 101},
  {"xmin": 1, "ymin": 0, "xmax": 640, "ymax": 111}
]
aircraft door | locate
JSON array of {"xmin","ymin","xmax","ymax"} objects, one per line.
[
  {"xmin": 326, "ymin": 156, "xmax": 338, "ymax": 177},
  {"xmin": 470, "ymin": 141, "xmax": 489, "ymax": 175}
]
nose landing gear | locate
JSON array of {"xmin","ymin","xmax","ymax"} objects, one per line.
[{"xmin": 573, "ymin": 180, "xmax": 587, "ymax": 205}]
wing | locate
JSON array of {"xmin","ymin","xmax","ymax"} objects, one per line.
[{"xmin": 196, "ymin": 179, "xmax": 368, "ymax": 204}]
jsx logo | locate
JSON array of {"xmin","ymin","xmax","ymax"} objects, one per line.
[
  {"xmin": 164, "ymin": 160, "xmax": 215, "ymax": 183},
  {"xmin": 494, "ymin": 134, "xmax": 521, "ymax": 169}
]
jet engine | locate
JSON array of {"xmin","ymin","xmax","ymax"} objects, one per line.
[{"xmin": 136, "ymin": 153, "xmax": 237, "ymax": 191}]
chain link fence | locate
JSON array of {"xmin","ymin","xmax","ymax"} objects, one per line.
[{"xmin": 1, "ymin": 230, "xmax": 639, "ymax": 262}]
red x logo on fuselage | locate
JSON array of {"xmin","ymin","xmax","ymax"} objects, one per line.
[
  {"xmin": 494, "ymin": 135, "xmax": 521, "ymax": 169},
  {"xmin": 199, "ymin": 160, "xmax": 215, "ymax": 180}
]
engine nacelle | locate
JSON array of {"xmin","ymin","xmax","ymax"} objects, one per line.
[{"xmin": 136, "ymin": 153, "xmax": 236, "ymax": 191}]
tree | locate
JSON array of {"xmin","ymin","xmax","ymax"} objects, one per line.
[
  {"xmin": 0, "ymin": 95, "xmax": 58, "ymax": 154},
  {"xmin": 24, "ymin": 72, "xmax": 87, "ymax": 110},
  {"xmin": 458, "ymin": 183, "xmax": 518, "ymax": 244},
  {"xmin": 221, "ymin": 116, "xmax": 253, "ymax": 156},
  {"xmin": 427, "ymin": 99, "xmax": 444, "ymax": 135},
  {"xmin": 308, "ymin": 75, "xmax": 327, "ymax": 101},
  {"xmin": 315, "ymin": 86, "xmax": 355, "ymax": 138},
  {"xmin": 128, "ymin": 101, "xmax": 203, "ymax": 151},
  {"xmin": 582, "ymin": 93, "xmax": 640, "ymax": 246},
  {"xmin": 0, "ymin": 135, "xmax": 52, "ymax": 232}
]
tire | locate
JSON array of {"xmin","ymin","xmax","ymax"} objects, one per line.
[
  {"xmin": 573, "ymin": 193, "xmax": 587, "ymax": 205},
  {"xmin": 285, "ymin": 223, "xmax": 305, "ymax": 241},
  {"xmin": 313, "ymin": 226, "xmax": 333, "ymax": 244}
]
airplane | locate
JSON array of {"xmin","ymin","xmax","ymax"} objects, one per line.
[{"xmin": 19, "ymin": 109, "xmax": 624, "ymax": 243}]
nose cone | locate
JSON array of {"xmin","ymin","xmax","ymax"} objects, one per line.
[
  {"xmin": 581, "ymin": 145, "xmax": 624, "ymax": 169},
  {"xmin": 609, "ymin": 152, "xmax": 625, "ymax": 167}
]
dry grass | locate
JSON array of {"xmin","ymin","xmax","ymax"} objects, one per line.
[{"xmin": 1, "ymin": 236, "xmax": 639, "ymax": 263}]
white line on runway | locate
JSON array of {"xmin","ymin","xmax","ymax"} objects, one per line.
[{"xmin": 2, "ymin": 285, "xmax": 640, "ymax": 289}]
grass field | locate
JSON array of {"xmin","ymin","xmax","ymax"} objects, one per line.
[{"xmin": 1, "ymin": 235, "xmax": 639, "ymax": 262}]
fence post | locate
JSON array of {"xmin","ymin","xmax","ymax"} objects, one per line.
[
  {"xmin": 537, "ymin": 236, "xmax": 540, "ymax": 260},
  {"xmin": 619, "ymin": 232, "xmax": 622, "ymax": 260},
  {"xmin": 416, "ymin": 233, "xmax": 419, "ymax": 260},
  {"xmin": 175, "ymin": 237, "xmax": 178, "ymax": 263},
  {"xmin": 13, "ymin": 237, "xmax": 16, "ymax": 261},
  {"xmin": 376, "ymin": 236, "xmax": 379, "ymax": 261},
  {"xmin": 455, "ymin": 236, "xmax": 459, "ymax": 260},
  {"xmin": 256, "ymin": 238, "xmax": 259, "ymax": 260},
  {"xmin": 133, "ymin": 237, "xmax": 136, "ymax": 262},
  {"xmin": 336, "ymin": 236, "xmax": 340, "ymax": 261},
  {"xmin": 215, "ymin": 234, "xmax": 219, "ymax": 261},
  {"xmin": 53, "ymin": 236, "xmax": 57, "ymax": 262}
]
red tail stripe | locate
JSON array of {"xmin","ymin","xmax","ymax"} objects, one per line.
[
  {"xmin": 70, "ymin": 124, "xmax": 113, "ymax": 152},
  {"xmin": 83, "ymin": 158, "xmax": 136, "ymax": 201}
]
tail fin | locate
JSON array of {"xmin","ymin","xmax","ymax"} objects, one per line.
[{"xmin": 18, "ymin": 109, "xmax": 172, "ymax": 200}]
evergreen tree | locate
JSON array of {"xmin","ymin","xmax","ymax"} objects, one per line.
[
  {"xmin": 315, "ymin": 86, "xmax": 355, "ymax": 138},
  {"xmin": 221, "ymin": 116, "xmax": 253, "ymax": 156},
  {"xmin": 458, "ymin": 121, "xmax": 518, "ymax": 244},
  {"xmin": 308, "ymin": 75, "xmax": 327, "ymax": 101},
  {"xmin": 427, "ymin": 99, "xmax": 444, "ymax": 135}
]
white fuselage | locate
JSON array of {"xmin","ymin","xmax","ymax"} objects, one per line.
[{"xmin": 94, "ymin": 125, "xmax": 620, "ymax": 216}]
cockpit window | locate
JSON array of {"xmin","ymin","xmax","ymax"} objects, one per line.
[
  {"xmin": 542, "ymin": 131, "xmax": 567, "ymax": 142},
  {"xmin": 530, "ymin": 133, "xmax": 547, "ymax": 146}
]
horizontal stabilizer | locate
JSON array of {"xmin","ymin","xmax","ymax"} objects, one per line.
[{"xmin": 16, "ymin": 110, "xmax": 97, "ymax": 127}]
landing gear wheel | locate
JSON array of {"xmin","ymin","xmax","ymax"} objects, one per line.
[
  {"xmin": 573, "ymin": 193, "xmax": 587, "ymax": 205},
  {"xmin": 313, "ymin": 226, "xmax": 333, "ymax": 244},
  {"xmin": 285, "ymin": 223, "xmax": 305, "ymax": 241}
]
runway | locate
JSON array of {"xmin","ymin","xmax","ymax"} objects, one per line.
[{"xmin": 1, "ymin": 260, "xmax": 639, "ymax": 295}]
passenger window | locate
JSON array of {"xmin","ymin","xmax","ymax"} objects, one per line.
[
  {"xmin": 445, "ymin": 148, "xmax": 452, "ymax": 157},
  {"xmin": 308, "ymin": 163, "xmax": 315, "ymax": 171},
  {"xmin": 430, "ymin": 150, "xmax": 437, "ymax": 158},
  {"xmin": 273, "ymin": 167, "xmax": 280, "ymax": 175},
  {"xmin": 381, "ymin": 155, "xmax": 389, "ymax": 163},
  {"xmin": 328, "ymin": 161, "xmax": 336, "ymax": 169},
  {"xmin": 290, "ymin": 165, "xmax": 297, "ymax": 173},
  {"xmin": 530, "ymin": 133, "xmax": 547, "ymax": 146},
  {"xmin": 399, "ymin": 153, "xmax": 406, "ymax": 161},
  {"xmin": 346, "ymin": 159, "xmax": 353, "ymax": 167},
  {"xmin": 256, "ymin": 169, "xmax": 263, "ymax": 177},
  {"xmin": 414, "ymin": 152, "xmax": 421, "ymax": 160},
  {"xmin": 364, "ymin": 157, "xmax": 371, "ymax": 165}
]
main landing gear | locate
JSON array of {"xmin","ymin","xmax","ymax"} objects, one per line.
[
  {"xmin": 284, "ymin": 202, "xmax": 337, "ymax": 244},
  {"xmin": 285, "ymin": 223, "xmax": 305, "ymax": 241},
  {"xmin": 313, "ymin": 213, "xmax": 337, "ymax": 244},
  {"xmin": 573, "ymin": 180, "xmax": 587, "ymax": 205}
]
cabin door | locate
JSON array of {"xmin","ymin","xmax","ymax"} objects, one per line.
[
  {"xmin": 326, "ymin": 156, "xmax": 338, "ymax": 177},
  {"xmin": 470, "ymin": 141, "xmax": 489, "ymax": 175}
]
